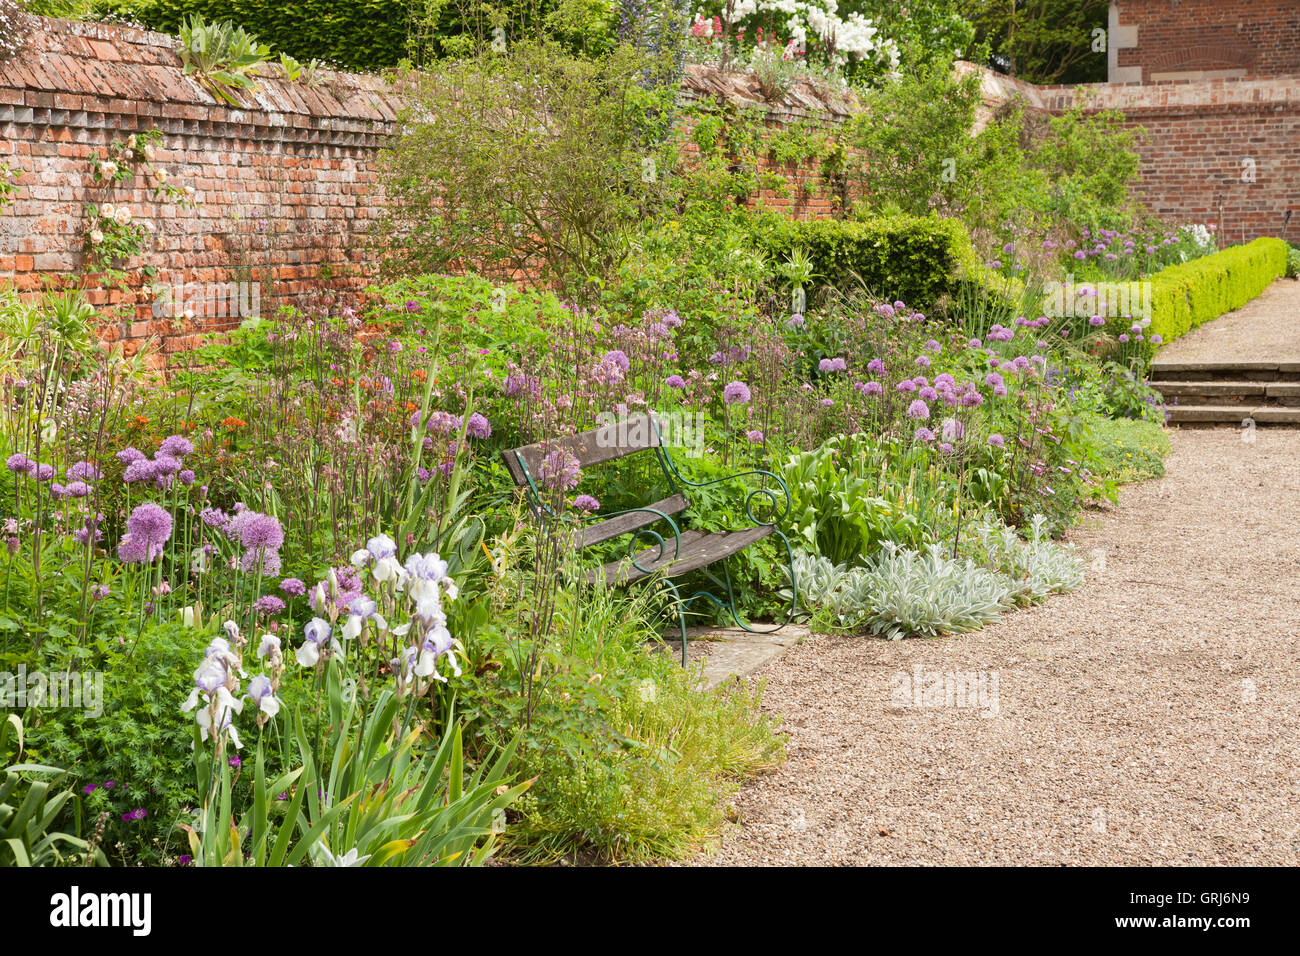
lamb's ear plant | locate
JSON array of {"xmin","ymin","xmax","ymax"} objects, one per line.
[{"xmin": 1, "ymin": 714, "xmax": 106, "ymax": 866}]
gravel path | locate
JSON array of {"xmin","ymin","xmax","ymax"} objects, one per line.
[
  {"xmin": 696, "ymin": 428, "xmax": 1300, "ymax": 865},
  {"xmin": 1155, "ymin": 278, "xmax": 1300, "ymax": 363}
]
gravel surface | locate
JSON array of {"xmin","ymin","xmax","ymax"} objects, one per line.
[
  {"xmin": 694, "ymin": 428, "xmax": 1300, "ymax": 865},
  {"xmin": 1155, "ymin": 278, "xmax": 1300, "ymax": 363}
]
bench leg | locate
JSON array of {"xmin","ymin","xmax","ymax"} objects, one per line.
[{"xmin": 723, "ymin": 528, "xmax": 799, "ymax": 634}]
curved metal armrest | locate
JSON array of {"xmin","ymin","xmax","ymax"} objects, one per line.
[
  {"xmin": 578, "ymin": 506, "xmax": 684, "ymax": 567},
  {"xmin": 660, "ymin": 455, "xmax": 791, "ymax": 528}
]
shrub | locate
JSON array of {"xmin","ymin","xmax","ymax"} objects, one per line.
[
  {"xmin": 376, "ymin": 40, "xmax": 678, "ymax": 302},
  {"xmin": 1090, "ymin": 237, "xmax": 1287, "ymax": 356},
  {"xmin": 1080, "ymin": 412, "xmax": 1170, "ymax": 484},
  {"xmin": 752, "ymin": 213, "xmax": 1004, "ymax": 312}
]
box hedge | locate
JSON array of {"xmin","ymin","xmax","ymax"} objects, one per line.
[
  {"xmin": 751, "ymin": 213, "xmax": 1020, "ymax": 313},
  {"xmin": 1089, "ymin": 237, "xmax": 1287, "ymax": 353}
]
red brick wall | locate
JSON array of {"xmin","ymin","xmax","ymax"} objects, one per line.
[
  {"xmin": 967, "ymin": 64, "xmax": 1300, "ymax": 245},
  {"xmin": 1114, "ymin": 0, "xmax": 1300, "ymax": 83},
  {"xmin": 0, "ymin": 17, "xmax": 852, "ymax": 358}
]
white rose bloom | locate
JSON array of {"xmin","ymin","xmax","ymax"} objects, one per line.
[{"xmin": 90, "ymin": 229, "xmax": 104, "ymax": 244}]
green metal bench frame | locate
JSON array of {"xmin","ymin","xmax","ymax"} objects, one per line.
[{"xmin": 502, "ymin": 412, "xmax": 799, "ymax": 664}]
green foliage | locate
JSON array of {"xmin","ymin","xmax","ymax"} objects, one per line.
[
  {"xmin": 809, "ymin": 542, "xmax": 1014, "ymax": 639},
  {"xmin": 753, "ymin": 213, "xmax": 980, "ymax": 311},
  {"xmin": 184, "ymin": 694, "xmax": 529, "ymax": 867},
  {"xmin": 1, "ymin": 713, "xmax": 106, "ymax": 866},
  {"xmin": 1094, "ymin": 238, "xmax": 1288, "ymax": 356},
  {"xmin": 959, "ymin": 0, "xmax": 1108, "ymax": 84},
  {"xmin": 92, "ymin": 0, "xmax": 410, "ymax": 71},
  {"xmin": 970, "ymin": 514, "xmax": 1084, "ymax": 605},
  {"xmin": 1285, "ymin": 244, "xmax": 1300, "ymax": 279},
  {"xmin": 1080, "ymin": 412, "xmax": 1170, "ymax": 485},
  {"xmin": 376, "ymin": 39, "xmax": 679, "ymax": 302},
  {"xmin": 177, "ymin": 13, "xmax": 272, "ymax": 104}
]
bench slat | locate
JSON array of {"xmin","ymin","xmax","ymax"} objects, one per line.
[
  {"xmin": 583, "ymin": 526, "xmax": 773, "ymax": 586},
  {"xmin": 577, "ymin": 494, "xmax": 690, "ymax": 548},
  {"xmin": 501, "ymin": 413, "xmax": 662, "ymax": 487}
]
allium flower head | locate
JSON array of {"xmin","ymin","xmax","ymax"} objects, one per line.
[
  {"xmin": 537, "ymin": 449, "xmax": 582, "ymax": 492},
  {"xmin": 67, "ymin": 461, "xmax": 101, "ymax": 482},
  {"xmin": 665, "ymin": 374, "xmax": 686, "ymax": 389},
  {"xmin": 722, "ymin": 381, "xmax": 751, "ymax": 406},
  {"xmin": 907, "ymin": 399, "xmax": 931, "ymax": 420},
  {"xmin": 279, "ymin": 577, "xmax": 306, "ymax": 597},
  {"xmin": 465, "ymin": 413, "xmax": 491, "ymax": 440},
  {"xmin": 158, "ymin": 435, "xmax": 194, "ymax": 458},
  {"xmin": 572, "ymin": 494, "xmax": 601, "ymax": 512}
]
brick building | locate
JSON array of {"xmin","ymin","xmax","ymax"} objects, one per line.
[{"xmin": 1109, "ymin": 0, "xmax": 1300, "ymax": 83}]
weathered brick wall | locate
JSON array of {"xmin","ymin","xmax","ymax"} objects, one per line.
[
  {"xmin": 1111, "ymin": 0, "xmax": 1300, "ymax": 83},
  {"xmin": 0, "ymin": 16, "xmax": 853, "ymax": 356},
  {"xmin": 966, "ymin": 64, "xmax": 1300, "ymax": 245}
]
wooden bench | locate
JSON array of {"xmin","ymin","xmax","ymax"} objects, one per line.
[{"xmin": 502, "ymin": 412, "xmax": 798, "ymax": 664}]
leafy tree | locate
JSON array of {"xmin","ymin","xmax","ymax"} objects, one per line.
[{"xmin": 958, "ymin": 0, "xmax": 1108, "ymax": 83}]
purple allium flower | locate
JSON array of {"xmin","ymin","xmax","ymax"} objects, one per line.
[
  {"xmin": 722, "ymin": 381, "xmax": 751, "ymax": 406},
  {"xmin": 961, "ymin": 391, "xmax": 985, "ymax": 408},
  {"xmin": 238, "ymin": 513, "xmax": 284, "ymax": 552},
  {"xmin": 279, "ymin": 577, "xmax": 306, "ymax": 597},
  {"xmin": 906, "ymin": 399, "xmax": 931, "ymax": 420},
  {"xmin": 179, "ymin": 470, "xmax": 196, "ymax": 486},
  {"xmin": 968, "ymin": 338, "xmax": 981, "ymax": 349},
  {"xmin": 988, "ymin": 433, "xmax": 1006, "ymax": 448},
  {"xmin": 915, "ymin": 355, "xmax": 931, "ymax": 368},
  {"xmin": 66, "ymin": 461, "xmax": 101, "ymax": 482},
  {"xmin": 918, "ymin": 386, "xmax": 938, "ymax": 402},
  {"xmin": 744, "ymin": 429, "xmax": 765, "ymax": 444},
  {"xmin": 603, "ymin": 350, "xmax": 630, "ymax": 372},
  {"xmin": 240, "ymin": 548, "xmax": 282, "ymax": 576},
  {"xmin": 866, "ymin": 358, "xmax": 885, "ymax": 376},
  {"xmin": 934, "ymin": 373, "xmax": 955, "ymax": 389},
  {"xmin": 786, "ymin": 313, "xmax": 805, "ymax": 328},
  {"xmin": 941, "ymin": 418, "xmax": 964, "ymax": 442},
  {"xmin": 35, "ymin": 464, "xmax": 55, "ymax": 482},
  {"xmin": 64, "ymin": 480, "xmax": 91, "ymax": 498},
  {"xmin": 572, "ymin": 494, "xmax": 600, "ymax": 513},
  {"xmin": 1150, "ymin": 334, "xmax": 1162, "ymax": 344},
  {"xmin": 1088, "ymin": 315, "xmax": 1105, "ymax": 327},
  {"xmin": 465, "ymin": 412, "xmax": 491, "ymax": 440},
  {"xmin": 985, "ymin": 372, "xmax": 1004, "ymax": 389},
  {"xmin": 665, "ymin": 374, "xmax": 686, "ymax": 389},
  {"xmin": 253, "ymin": 594, "xmax": 286, "ymax": 616},
  {"xmin": 1118, "ymin": 333, "xmax": 1129, "ymax": 343},
  {"xmin": 925, "ymin": 339, "xmax": 941, "ymax": 353},
  {"xmin": 861, "ymin": 381, "xmax": 883, "ymax": 397},
  {"xmin": 91, "ymin": 584, "xmax": 110, "ymax": 601},
  {"xmin": 116, "ymin": 447, "xmax": 146, "ymax": 466},
  {"xmin": 122, "ymin": 458, "xmax": 156, "ymax": 484},
  {"xmin": 199, "ymin": 507, "xmax": 228, "ymax": 529},
  {"xmin": 993, "ymin": 385, "xmax": 1008, "ymax": 397},
  {"xmin": 818, "ymin": 357, "xmax": 847, "ymax": 373},
  {"xmin": 913, "ymin": 427, "xmax": 936, "ymax": 443},
  {"xmin": 127, "ymin": 502, "xmax": 173, "ymax": 551},
  {"xmin": 158, "ymin": 435, "xmax": 194, "ymax": 458},
  {"xmin": 116, "ymin": 534, "xmax": 150, "ymax": 564},
  {"xmin": 537, "ymin": 449, "xmax": 582, "ymax": 492},
  {"xmin": 821, "ymin": 398, "xmax": 834, "ymax": 408}
]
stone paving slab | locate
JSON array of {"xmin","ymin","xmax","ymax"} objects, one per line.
[{"xmin": 661, "ymin": 625, "xmax": 811, "ymax": 688}]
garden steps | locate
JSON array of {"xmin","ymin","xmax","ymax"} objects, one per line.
[{"xmin": 1149, "ymin": 359, "xmax": 1300, "ymax": 425}]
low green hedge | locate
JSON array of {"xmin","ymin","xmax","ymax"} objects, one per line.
[
  {"xmin": 752, "ymin": 213, "xmax": 1018, "ymax": 313},
  {"xmin": 1088, "ymin": 238, "xmax": 1287, "ymax": 353}
]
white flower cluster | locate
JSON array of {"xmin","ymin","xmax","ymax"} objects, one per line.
[{"xmin": 698, "ymin": 1, "xmax": 898, "ymax": 65}]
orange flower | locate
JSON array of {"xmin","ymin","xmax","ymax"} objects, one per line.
[
  {"xmin": 412, "ymin": 369, "xmax": 427, "ymax": 382},
  {"xmin": 221, "ymin": 417, "xmax": 247, "ymax": 431}
]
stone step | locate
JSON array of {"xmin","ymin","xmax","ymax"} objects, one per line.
[
  {"xmin": 1150, "ymin": 381, "xmax": 1265, "ymax": 405},
  {"xmin": 1148, "ymin": 360, "xmax": 1300, "ymax": 383},
  {"xmin": 1165, "ymin": 404, "xmax": 1300, "ymax": 426}
]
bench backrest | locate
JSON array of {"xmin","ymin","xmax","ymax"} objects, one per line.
[{"xmin": 501, "ymin": 412, "xmax": 689, "ymax": 548}]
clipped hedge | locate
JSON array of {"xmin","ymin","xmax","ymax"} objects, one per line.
[
  {"xmin": 1087, "ymin": 238, "xmax": 1287, "ymax": 354},
  {"xmin": 752, "ymin": 213, "xmax": 1017, "ymax": 312},
  {"xmin": 91, "ymin": 0, "xmax": 411, "ymax": 71}
]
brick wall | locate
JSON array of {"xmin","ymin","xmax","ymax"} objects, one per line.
[
  {"xmin": 0, "ymin": 17, "xmax": 853, "ymax": 356},
  {"xmin": 964, "ymin": 64, "xmax": 1300, "ymax": 245},
  {"xmin": 1111, "ymin": 0, "xmax": 1300, "ymax": 83}
]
